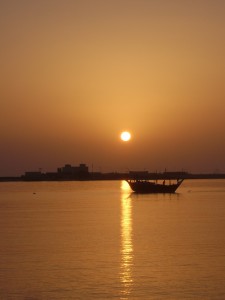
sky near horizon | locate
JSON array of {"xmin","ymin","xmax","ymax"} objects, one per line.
[{"xmin": 1, "ymin": 0, "xmax": 225, "ymax": 176}]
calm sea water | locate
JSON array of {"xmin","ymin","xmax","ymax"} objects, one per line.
[{"xmin": 0, "ymin": 180, "xmax": 225, "ymax": 300}]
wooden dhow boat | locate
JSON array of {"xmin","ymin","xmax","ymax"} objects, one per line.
[{"xmin": 127, "ymin": 179, "xmax": 184, "ymax": 193}]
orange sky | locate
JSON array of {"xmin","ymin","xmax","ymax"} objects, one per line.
[{"xmin": 1, "ymin": 0, "xmax": 225, "ymax": 176}]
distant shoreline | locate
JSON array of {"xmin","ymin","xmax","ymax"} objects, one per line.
[{"xmin": 1, "ymin": 173, "xmax": 225, "ymax": 182}]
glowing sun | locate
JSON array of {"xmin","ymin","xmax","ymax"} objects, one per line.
[{"xmin": 120, "ymin": 131, "xmax": 131, "ymax": 142}]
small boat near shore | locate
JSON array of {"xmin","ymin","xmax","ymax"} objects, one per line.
[{"xmin": 127, "ymin": 179, "xmax": 184, "ymax": 193}]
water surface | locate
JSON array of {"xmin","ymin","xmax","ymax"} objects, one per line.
[{"xmin": 0, "ymin": 180, "xmax": 225, "ymax": 299}]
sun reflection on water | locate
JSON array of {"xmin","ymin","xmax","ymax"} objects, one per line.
[{"xmin": 120, "ymin": 180, "xmax": 133, "ymax": 298}]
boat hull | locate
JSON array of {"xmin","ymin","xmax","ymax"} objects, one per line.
[{"xmin": 127, "ymin": 179, "xmax": 183, "ymax": 193}]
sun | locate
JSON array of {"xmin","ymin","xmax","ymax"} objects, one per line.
[{"xmin": 120, "ymin": 131, "xmax": 131, "ymax": 142}]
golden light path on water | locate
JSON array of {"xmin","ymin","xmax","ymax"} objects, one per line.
[{"xmin": 120, "ymin": 180, "xmax": 133, "ymax": 299}]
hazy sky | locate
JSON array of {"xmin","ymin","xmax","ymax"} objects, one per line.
[{"xmin": 1, "ymin": 0, "xmax": 225, "ymax": 176}]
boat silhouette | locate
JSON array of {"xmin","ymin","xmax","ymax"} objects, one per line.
[{"xmin": 127, "ymin": 179, "xmax": 184, "ymax": 193}]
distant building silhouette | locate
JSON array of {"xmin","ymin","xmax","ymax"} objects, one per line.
[
  {"xmin": 57, "ymin": 163, "xmax": 89, "ymax": 179},
  {"xmin": 23, "ymin": 171, "xmax": 43, "ymax": 180},
  {"xmin": 21, "ymin": 163, "xmax": 89, "ymax": 181},
  {"xmin": 57, "ymin": 163, "xmax": 88, "ymax": 175}
]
